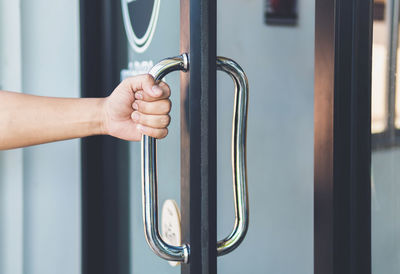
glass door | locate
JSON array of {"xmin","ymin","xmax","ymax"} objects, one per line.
[
  {"xmin": 122, "ymin": 1, "xmax": 181, "ymax": 273},
  {"xmin": 125, "ymin": 1, "xmax": 219, "ymax": 273},
  {"xmin": 123, "ymin": 1, "xmax": 314, "ymax": 274},
  {"xmin": 81, "ymin": 1, "xmax": 374, "ymax": 274}
]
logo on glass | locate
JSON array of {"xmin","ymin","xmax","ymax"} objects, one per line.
[{"xmin": 122, "ymin": 0, "xmax": 161, "ymax": 53}]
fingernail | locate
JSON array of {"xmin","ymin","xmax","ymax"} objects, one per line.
[
  {"xmin": 132, "ymin": 112, "xmax": 140, "ymax": 122},
  {"xmin": 132, "ymin": 102, "xmax": 138, "ymax": 110},
  {"xmin": 152, "ymin": 85, "xmax": 162, "ymax": 96},
  {"xmin": 135, "ymin": 92, "xmax": 143, "ymax": 100}
]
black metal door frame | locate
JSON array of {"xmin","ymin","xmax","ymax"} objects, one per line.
[
  {"xmin": 80, "ymin": 1, "xmax": 130, "ymax": 274},
  {"xmin": 180, "ymin": 1, "xmax": 218, "ymax": 274},
  {"xmin": 314, "ymin": 1, "xmax": 372, "ymax": 274}
]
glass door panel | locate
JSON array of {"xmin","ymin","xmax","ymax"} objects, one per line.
[
  {"xmin": 125, "ymin": 1, "xmax": 315, "ymax": 273},
  {"xmin": 216, "ymin": 1, "xmax": 314, "ymax": 273},
  {"xmin": 122, "ymin": 1, "xmax": 181, "ymax": 273}
]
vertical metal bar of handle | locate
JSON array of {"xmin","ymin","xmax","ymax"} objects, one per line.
[
  {"xmin": 142, "ymin": 53, "xmax": 190, "ymax": 263},
  {"xmin": 216, "ymin": 57, "xmax": 249, "ymax": 256}
]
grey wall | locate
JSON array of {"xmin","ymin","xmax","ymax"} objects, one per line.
[
  {"xmin": 0, "ymin": 150, "xmax": 23, "ymax": 274},
  {"xmin": 0, "ymin": 1, "xmax": 81, "ymax": 274},
  {"xmin": 0, "ymin": 2, "xmax": 24, "ymax": 274},
  {"xmin": 20, "ymin": 1, "xmax": 81, "ymax": 273}
]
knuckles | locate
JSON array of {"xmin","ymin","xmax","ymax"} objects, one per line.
[
  {"xmin": 157, "ymin": 129, "xmax": 168, "ymax": 139},
  {"xmin": 144, "ymin": 74, "xmax": 154, "ymax": 82},
  {"xmin": 161, "ymin": 100, "xmax": 172, "ymax": 113},
  {"xmin": 138, "ymin": 99, "xmax": 171, "ymax": 114},
  {"xmin": 159, "ymin": 82, "xmax": 171, "ymax": 96},
  {"xmin": 163, "ymin": 115, "xmax": 171, "ymax": 127},
  {"xmin": 157, "ymin": 115, "xmax": 171, "ymax": 127}
]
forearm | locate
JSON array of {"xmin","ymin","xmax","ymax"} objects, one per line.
[{"xmin": 0, "ymin": 91, "xmax": 106, "ymax": 150}]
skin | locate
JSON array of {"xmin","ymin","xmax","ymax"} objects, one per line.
[{"xmin": 0, "ymin": 74, "xmax": 172, "ymax": 150}]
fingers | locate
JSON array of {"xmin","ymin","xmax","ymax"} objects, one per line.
[
  {"xmin": 123, "ymin": 74, "xmax": 155, "ymax": 95},
  {"xmin": 123, "ymin": 74, "xmax": 171, "ymax": 102},
  {"xmin": 134, "ymin": 81, "xmax": 171, "ymax": 102},
  {"xmin": 131, "ymin": 111, "xmax": 170, "ymax": 129},
  {"xmin": 131, "ymin": 98, "xmax": 172, "ymax": 139},
  {"xmin": 123, "ymin": 75, "xmax": 172, "ymax": 139},
  {"xmin": 132, "ymin": 99, "xmax": 171, "ymax": 115},
  {"xmin": 137, "ymin": 124, "xmax": 169, "ymax": 139}
]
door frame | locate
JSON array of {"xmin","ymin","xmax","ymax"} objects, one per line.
[
  {"xmin": 180, "ymin": 1, "xmax": 218, "ymax": 273},
  {"xmin": 314, "ymin": 0, "xmax": 372, "ymax": 274},
  {"xmin": 80, "ymin": 1, "xmax": 130, "ymax": 274}
]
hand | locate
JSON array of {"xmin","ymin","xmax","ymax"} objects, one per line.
[{"xmin": 103, "ymin": 74, "xmax": 172, "ymax": 141}]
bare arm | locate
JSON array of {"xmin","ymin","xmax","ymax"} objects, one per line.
[
  {"xmin": 0, "ymin": 92, "xmax": 105, "ymax": 149},
  {"xmin": 0, "ymin": 74, "xmax": 172, "ymax": 150}
]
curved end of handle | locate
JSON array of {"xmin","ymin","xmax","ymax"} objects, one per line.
[
  {"xmin": 181, "ymin": 53, "xmax": 189, "ymax": 72},
  {"xmin": 216, "ymin": 215, "xmax": 249, "ymax": 256},
  {"xmin": 144, "ymin": 229, "xmax": 190, "ymax": 263},
  {"xmin": 182, "ymin": 243, "xmax": 190, "ymax": 264}
]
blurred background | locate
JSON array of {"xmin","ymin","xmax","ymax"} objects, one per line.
[
  {"xmin": 0, "ymin": 0, "xmax": 398, "ymax": 274},
  {"xmin": 371, "ymin": 0, "xmax": 400, "ymax": 273}
]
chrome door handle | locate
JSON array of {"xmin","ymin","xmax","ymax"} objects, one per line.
[
  {"xmin": 216, "ymin": 57, "xmax": 249, "ymax": 256},
  {"xmin": 142, "ymin": 53, "xmax": 190, "ymax": 263},
  {"xmin": 142, "ymin": 54, "xmax": 248, "ymax": 264}
]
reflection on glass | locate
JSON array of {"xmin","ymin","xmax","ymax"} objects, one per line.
[
  {"xmin": 396, "ymin": 47, "xmax": 400, "ymax": 128},
  {"xmin": 372, "ymin": 42, "xmax": 388, "ymax": 133},
  {"xmin": 372, "ymin": 0, "xmax": 389, "ymax": 134}
]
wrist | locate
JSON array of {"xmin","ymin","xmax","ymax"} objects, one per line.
[{"xmin": 99, "ymin": 97, "xmax": 109, "ymax": 135}]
